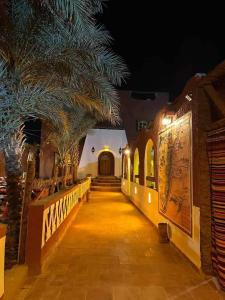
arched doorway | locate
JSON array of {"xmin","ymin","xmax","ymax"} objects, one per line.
[
  {"xmin": 133, "ymin": 148, "xmax": 139, "ymax": 184},
  {"xmin": 145, "ymin": 139, "xmax": 156, "ymax": 189},
  {"xmin": 98, "ymin": 151, "xmax": 115, "ymax": 176}
]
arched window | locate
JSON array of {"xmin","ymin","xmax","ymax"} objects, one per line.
[
  {"xmin": 145, "ymin": 139, "xmax": 156, "ymax": 189},
  {"xmin": 123, "ymin": 155, "xmax": 128, "ymax": 179},
  {"xmin": 133, "ymin": 148, "xmax": 140, "ymax": 184}
]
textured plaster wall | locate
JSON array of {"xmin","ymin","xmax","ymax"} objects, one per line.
[
  {"xmin": 119, "ymin": 91, "xmax": 169, "ymax": 142},
  {"xmin": 122, "ymin": 179, "xmax": 201, "ymax": 269},
  {"xmin": 78, "ymin": 129, "xmax": 128, "ymax": 178}
]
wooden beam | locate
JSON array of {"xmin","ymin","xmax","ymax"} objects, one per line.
[{"xmin": 204, "ymin": 84, "xmax": 225, "ymax": 116}]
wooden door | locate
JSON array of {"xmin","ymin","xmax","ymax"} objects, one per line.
[{"xmin": 98, "ymin": 152, "xmax": 114, "ymax": 176}]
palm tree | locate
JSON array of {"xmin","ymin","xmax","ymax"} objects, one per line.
[
  {"xmin": 0, "ymin": 0, "xmax": 128, "ymax": 265},
  {"xmin": 46, "ymin": 108, "xmax": 97, "ymax": 186}
]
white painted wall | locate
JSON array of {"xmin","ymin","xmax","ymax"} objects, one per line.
[
  {"xmin": 78, "ymin": 129, "xmax": 128, "ymax": 178},
  {"xmin": 122, "ymin": 179, "xmax": 201, "ymax": 269}
]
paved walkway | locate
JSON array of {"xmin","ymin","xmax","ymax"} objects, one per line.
[{"xmin": 18, "ymin": 192, "xmax": 224, "ymax": 300}]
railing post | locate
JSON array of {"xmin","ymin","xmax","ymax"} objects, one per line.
[{"xmin": 0, "ymin": 225, "xmax": 6, "ymax": 300}]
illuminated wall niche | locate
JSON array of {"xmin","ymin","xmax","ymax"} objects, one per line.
[
  {"xmin": 123, "ymin": 155, "xmax": 128, "ymax": 179},
  {"xmin": 133, "ymin": 148, "xmax": 139, "ymax": 184},
  {"xmin": 145, "ymin": 139, "xmax": 155, "ymax": 189}
]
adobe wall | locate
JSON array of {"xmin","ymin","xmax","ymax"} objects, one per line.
[
  {"xmin": 119, "ymin": 90, "xmax": 169, "ymax": 142},
  {"xmin": 124, "ymin": 75, "xmax": 213, "ymax": 272}
]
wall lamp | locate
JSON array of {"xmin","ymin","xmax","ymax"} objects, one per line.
[
  {"xmin": 185, "ymin": 93, "xmax": 192, "ymax": 102},
  {"xmin": 162, "ymin": 117, "xmax": 172, "ymax": 126},
  {"xmin": 162, "ymin": 112, "xmax": 174, "ymax": 126},
  {"xmin": 91, "ymin": 147, "xmax": 95, "ymax": 153},
  {"xmin": 124, "ymin": 148, "xmax": 130, "ymax": 156}
]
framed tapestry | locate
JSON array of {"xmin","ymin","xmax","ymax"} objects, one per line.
[{"xmin": 158, "ymin": 112, "xmax": 192, "ymax": 236}]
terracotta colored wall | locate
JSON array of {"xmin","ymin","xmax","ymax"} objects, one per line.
[
  {"xmin": 119, "ymin": 91, "xmax": 169, "ymax": 142},
  {"xmin": 124, "ymin": 75, "xmax": 214, "ymax": 273}
]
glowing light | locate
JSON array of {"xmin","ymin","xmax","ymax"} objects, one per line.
[
  {"xmin": 103, "ymin": 145, "xmax": 110, "ymax": 151},
  {"xmin": 162, "ymin": 117, "xmax": 172, "ymax": 126},
  {"xmin": 123, "ymin": 181, "xmax": 125, "ymax": 186},
  {"xmin": 148, "ymin": 193, "xmax": 152, "ymax": 204},
  {"xmin": 134, "ymin": 186, "xmax": 137, "ymax": 194},
  {"xmin": 124, "ymin": 149, "xmax": 130, "ymax": 155}
]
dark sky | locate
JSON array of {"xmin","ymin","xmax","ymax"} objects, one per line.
[{"xmin": 100, "ymin": 1, "xmax": 225, "ymax": 93}]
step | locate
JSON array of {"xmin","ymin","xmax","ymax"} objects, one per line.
[
  {"xmin": 93, "ymin": 178, "xmax": 121, "ymax": 181},
  {"xmin": 90, "ymin": 186, "xmax": 121, "ymax": 192},
  {"xmin": 97, "ymin": 176, "xmax": 117, "ymax": 179},
  {"xmin": 92, "ymin": 180, "xmax": 121, "ymax": 184},
  {"xmin": 95, "ymin": 178, "xmax": 121, "ymax": 181},
  {"xmin": 92, "ymin": 182, "xmax": 121, "ymax": 187}
]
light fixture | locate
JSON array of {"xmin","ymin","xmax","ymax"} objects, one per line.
[
  {"xmin": 119, "ymin": 147, "xmax": 122, "ymax": 155},
  {"xmin": 185, "ymin": 94, "xmax": 192, "ymax": 102},
  {"xmin": 162, "ymin": 116, "xmax": 172, "ymax": 126},
  {"xmin": 124, "ymin": 148, "xmax": 130, "ymax": 156},
  {"xmin": 91, "ymin": 147, "xmax": 95, "ymax": 153},
  {"xmin": 134, "ymin": 186, "xmax": 137, "ymax": 194},
  {"xmin": 148, "ymin": 193, "xmax": 152, "ymax": 204}
]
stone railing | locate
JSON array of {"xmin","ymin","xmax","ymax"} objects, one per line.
[
  {"xmin": 0, "ymin": 225, "xmax": 6, "ymax": 300},
  {"xmin": 26, "ymin": 177, "xmax": 91, "ymax": 274}
]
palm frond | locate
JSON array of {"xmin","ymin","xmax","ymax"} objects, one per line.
[{"xmin": 11, "ymin": 0, "xmax": 34, "ymax": 33}]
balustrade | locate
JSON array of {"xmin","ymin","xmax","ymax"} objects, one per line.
[{"xmin": 26, "ymin": 177, "xmax": 91, "ymax": 274}]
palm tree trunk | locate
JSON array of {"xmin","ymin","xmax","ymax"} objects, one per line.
[
  {"xmin": 71, "ymin": 144, "xmax": 79, "ymax": 184},
  {"xmin": 50, "ymin": 163, "xmax": 58, "ymax": 194},
  {"xmin": 72, "ymin": 163, "xmax": 78, "ymax": 183},
  {"xmin": 62, "ymin": 165, "xmax": 67, "ymax": 189},
  {"xmin": 4, "ymin": 149, "xmax": 23, "ymax": 268},
  {"xmin": 18, "ymin": 156, "xmax": 35, "ymax": 264}
]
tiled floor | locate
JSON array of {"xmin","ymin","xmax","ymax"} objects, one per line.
[{"xmin": 17, "ymin": 192, "xmax": 225, "ymax": 299}]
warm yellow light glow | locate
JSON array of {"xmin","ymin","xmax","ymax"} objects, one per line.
[
  {"xmin": 135, "ymin": 186, "xmax": 137, "ymax": 194},
  {"xmin": 124, "ymin": 149, "xmax": 130, "ymax": 155},
  {"xmin": 148, "ymin": 193, "xmax": 152, "ymax": 204},
  {"xmin": 103, "ymin": 145, "xmax": 110, "ymax": 151},
  {"xmin": 162, "ymin": 117, "xmax": 172, "ymax": 125},
  {"xmin": 123, "ymin": 181, "xmax": 125, "ymax": 186}
]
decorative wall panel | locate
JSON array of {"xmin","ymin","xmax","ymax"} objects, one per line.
[{"xmin": 158, "ymin": 112, "xmax": 192, "ymax": 235}]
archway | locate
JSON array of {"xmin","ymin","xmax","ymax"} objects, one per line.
[
  {"xmin": 122, "ymin": 155, "xmax": 128, "ymax": 179},
  {"xmin": 98, "ymin": 151, "xmax": 115, "ymax": 176},
  {"xmin": 145, "ymin": 139, "xmax": 155, "ymax": 188},
  {"xmin": 133, "ymin": 148, "xmax": 139, "ymax": 184}
]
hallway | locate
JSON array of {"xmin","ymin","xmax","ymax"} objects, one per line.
[{"xmin": 18, "ymin": 192, "xmax": 224, "ymax": 300}]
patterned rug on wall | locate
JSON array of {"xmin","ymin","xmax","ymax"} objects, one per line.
[{"xmin": 208, "ymin": 127, "xmax": 225, "ymax": 290}]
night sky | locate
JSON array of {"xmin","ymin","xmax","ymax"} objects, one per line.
[{"xmin": 100, "ymin": 1, "xmax": 225, "ymax": 95}]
